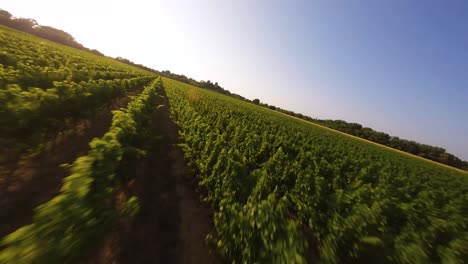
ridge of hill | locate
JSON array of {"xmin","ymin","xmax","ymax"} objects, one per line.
[
  {"xmin": 253, "ymin": 100, "xmax": 468, "ymax": 171},
  {"xmin": 162, "ymin": 77, "xmax": 468, "ymax": 262},
  {"xmin": 0, "ymin": 9, "xmax": 103, "ymax": 56},
  {"xmin": 0, "ymin": 24, "xmax": 467, "ymax": 263},
  {"xmin": 1, "ymin": 8, "xmax": 466, "ymax": 171}
]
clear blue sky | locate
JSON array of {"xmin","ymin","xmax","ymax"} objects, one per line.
[{"xmin": 2, "ymin": 0, "xmax": 468, "ymax": 159}]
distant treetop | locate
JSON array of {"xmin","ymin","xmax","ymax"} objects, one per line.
[{"xmin": 0, "ymin": 9, "xmax": 103, "ymax": 56}]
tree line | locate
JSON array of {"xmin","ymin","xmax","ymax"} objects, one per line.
[
  {"xmin": 114, "ymin": 57, "xmax": 247, "ymax": 99},
  {"xmin": 0, "ymin": 9, "xmax": 241, "ymax": 101},
  {"xmin": 0, "ymin": 9, "xmax": 103, "ymax": 56},
  {"xmin": 114, "ymin": 54, "xmax": 468, "ymax": 172},
  {"xmin": 157, "ymin": 70, "xmax": 246, "ymax": 100},
  {"xmin": 2, "ymin": 8, "xmax": 464, "ymax": 171},
  {"xmin": 252, "ymin": 99, "xmax": 468, "ymax": 171},
  {"xmin": 164, "ymin": 77, "xmax": 468, "ymax": 263}
]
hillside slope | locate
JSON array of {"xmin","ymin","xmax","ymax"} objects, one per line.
[
  {"xmin": 1, "ymin": 20, "xmax": 467, "ymax": 263},
  {"xmin": 163, "ymin": 76, "xmax": 468, "ymax": 263}
]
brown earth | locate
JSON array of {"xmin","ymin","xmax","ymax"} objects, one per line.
[
  {"xmin": 0, "ymin": 95, "xmax": 137, "ymax": 238},
  {"xmin": 89, "ymin": 91, "xmax": 220, "ymax": 264}
]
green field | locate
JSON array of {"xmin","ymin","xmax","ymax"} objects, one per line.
[
  {"xmin": 163, "ymin": 77, "xmax": 468, "ymax": 263},
  {"xmin": 0, "ymin": 25, "xmax": 154, "ymax": 153},
  {"xmin": 1, "ymin": 25, "xmax": 467, "ymax": 263},
  {"xmin": 0, "ymin": 25, "xmax": 159, "ymax": 263}
]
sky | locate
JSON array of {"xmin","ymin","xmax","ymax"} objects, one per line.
[{"xmin": 2, "ymin": 1, "xmax": 467, "ymax": 160}]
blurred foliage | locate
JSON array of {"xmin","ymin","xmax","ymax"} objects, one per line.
[
  {"xmin": 163, "ymin": 77, "xmax": 468, "ymax": 263},
  {"xmin": 0, "ymin": 9, "xmax": 103, "ymax": 55},
  {"xmin": 0, "ymin": 25, "xmax": 154, "ymax": 152},
  {"xmin": 0, "ymin": 78, "xmax": 162, "ymax": 263},
  {"xmin": 253, "ymin": 101, "xmax": 468, "ymax": 171}
]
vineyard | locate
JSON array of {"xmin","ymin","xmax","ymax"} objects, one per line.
[
  {"xmin": 1, "ymin": 24, "xmax": 467, "ymax": 264},
  {"xmin": 163, "ymin": 77, "xmax": 468, "ymax": 263},
  {"xmin": 0, "ymin": 25, "xmax": 161, "ymax": 262},
  {"xmin": 0, "ymin": 25, "xmax": 153, "ymax": 155}
]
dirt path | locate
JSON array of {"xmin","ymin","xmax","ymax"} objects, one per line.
[
  {"xmin": 91, "ymin": 91, "xmax": 220, "ymax": 264},
  {"xmin": 0, "ymin": 95, "xmax": 136, "ymax": 238}
]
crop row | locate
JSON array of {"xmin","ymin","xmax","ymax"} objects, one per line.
[
  {"xmin": 0, "ymin": 25, "xmax": 152, "ymax": 89},
  {"xmin": 0, "ymin": 76, "xmax": 154, "ymax": 151},
  {"xmin": 0, "ymin": 77, "xmax": 162, "ymax": 263},
  {"xmin": 162, "ymin": 77, "xmax": 468, "ymax": 263}
]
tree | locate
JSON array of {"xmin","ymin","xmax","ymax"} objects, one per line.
[
  {"xmin": 0, "ymin": 9, "xmax": 13, "ymax": 24},
  {"xmin": 13, "ymin": 18, "xmax": 38, "ymax": 32},
  {"xmin": 253, "ymin": 99, "xmax": 260, "ymax": 105}
]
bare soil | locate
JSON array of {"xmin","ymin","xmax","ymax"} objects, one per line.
[
  {"xmin": 0, "ymin": 95, "xmax": 136, "ymax": 238},
  {"xmin": 89, "ymin": 92, "xmax": 220, "ymax": 264}
]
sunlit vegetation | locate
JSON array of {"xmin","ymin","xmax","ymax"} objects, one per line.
[
  {"xmin": 0, "ymin": 25, "xmax": 154, "ymax": 154},
  {"xmin": 0, "ymin": 9, "xmax": 103, "ymax": 55},
  {"xmin": 163, "ymin": 77, "xmax": 468, "ymax": 263},
  {"xmin": 0, "ymin": 25, "xmax": 161, "ymax": 262},
  {"xmin": 0, "ymin": 78, "xmax": 162, "ymax": 263},
  {"xmin": 1, "ymin": 16, "xmax": 467, "ymax": 264},
  {"xmin": 252, "ymin": 99, "xmax": 468, "ymax": 171}
]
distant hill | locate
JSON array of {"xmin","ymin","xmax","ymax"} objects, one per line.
[
  {"xmin": 2, "ymin": 8, "xmax": 465, "ymax": 171},
  {"xmin": 251, "ymin": 99, "xmax": 468, "ymax": 171},
  {"xmin": 0, "ymin": 9, "xmax": 104, "ymax": 56},
  {"xmin": 0, "ymin": 9, "xmax": 243, "ymax": 100}
]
